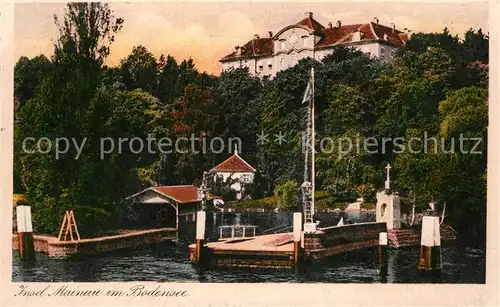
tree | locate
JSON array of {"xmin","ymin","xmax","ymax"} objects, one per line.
[
  {"xmin": 120, "ymin": 45, "xmax": 159, "ymax": 94},
  {"xmin": 462, "ymin": 28, "xmax": 489, "ymax": 64},
  {"xmin": 156, "ymin": 55, "xmax": 179, "ymax": 104},
  {"xmin": 16, "ymin": 3, "xmax": 124, "ymax": 236},
  {"xmin": 14, "ymin": 55, "xmax": 53, "ymax": 108},
  {"xmin": 214, "ymin": 68, "xmax": 262, "ymax": 165},
  {"xmin": 53, "ymin": 3, "xmax": 123, "ymax": 65},
  {"xmin": 274, "ymin": 180, "xmax": 298, "ymax": 210}
]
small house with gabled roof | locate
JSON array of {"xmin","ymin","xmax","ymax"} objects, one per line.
[
  {"xmin": 211, "ymin": 147, "xmax": 256, "ymax": 200},
  {"xmin": 125, "ymin": 185, "xmax": 222, "ymax": 229}
]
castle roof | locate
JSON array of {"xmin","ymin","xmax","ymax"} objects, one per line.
[{"xmin": 220, "ymin": 14, "xmax": 408, "ymax": 62}]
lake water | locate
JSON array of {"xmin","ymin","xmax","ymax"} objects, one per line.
[{"xmin": 12, "ymin": 212, "xmax": 485, "ymax": 283}]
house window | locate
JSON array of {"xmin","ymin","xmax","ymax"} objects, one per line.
[
  {"xmin": 302, "ymin": 36, "xmax": 307, "ymax": 46},
  {"xmin": 241, "ymin": 174, "xmax": 252, "ymax": 183},
  {"xmin": 259, "ymin": 64, "xmax": 264, "ymax": 72},
  {"xmin": 280, "ymin": 57, "xmax": 284, "ymax": 69},
  {"xmin": 280, "ymin": 40, "xmax": 286, "ymax": 50}
]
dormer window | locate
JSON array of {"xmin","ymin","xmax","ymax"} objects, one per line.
[
  {"xmin": 302, "ymin": 36, "xmax": 307, "ymax": 47},
  {"xmin": 352, "ymin": 30, "xmax": 364, "ymax": 42}
]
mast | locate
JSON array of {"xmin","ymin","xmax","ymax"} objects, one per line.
[{"xmin": 311, "ymin": 67, "xmax": 316, "ymax": 219}]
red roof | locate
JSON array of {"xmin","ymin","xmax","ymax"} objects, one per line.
[
  {"xmin": 296, "ymin": 14, "xmax": 325, "ymax": 33},
  {"xmin": 317, "ymin": 24, "xmax": 364, "ymax": 47},
  {"xmin": 152, "ymin": 185, "xmax": 221, "ymax": 204},
  {"xmin": 220, "ymin": 16, "xmax": 407, "ymax": 62},
  {"xmin": 221, "ymin": 37, "xmax": 273, "ymax": 62},
  {"xmin": 211, "ymin": 153, "xmax": 256, "ymax": 172},
  {"xmin": 370, "ymin": 22, "xmax": 407, "ymax": 46}
]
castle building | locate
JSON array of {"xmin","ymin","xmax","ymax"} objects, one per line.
[{"xmin": 220, "ymin": 12, "xmax": 409, "ymax": 77}]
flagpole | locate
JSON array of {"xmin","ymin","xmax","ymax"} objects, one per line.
[{"xmin": 311, "ymin": 67, "xmax": 315, "ymax": 223}]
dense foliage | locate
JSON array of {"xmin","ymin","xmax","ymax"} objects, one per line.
[{"xmin": 14, "ymin": 4, "xmax": 488, "ymax": 243}]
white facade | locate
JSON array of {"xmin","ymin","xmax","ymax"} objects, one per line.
[
  {"xmin": 214, "ymin": 171, "xmax": 255, "ymax": 200},
  {"xmin": 220, "ymin": 13, "xmax": 406, "ymax": 77}
]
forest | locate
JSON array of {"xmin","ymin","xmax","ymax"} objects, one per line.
[{"xmin": 13, "ymin": 3, "xmax": 488, "ymax": 243}]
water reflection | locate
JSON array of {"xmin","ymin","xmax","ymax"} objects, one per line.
[{"xmin": 12, "ymin": 212, "xmax": 485, "ymax": 283}]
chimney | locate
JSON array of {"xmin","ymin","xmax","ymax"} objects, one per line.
[
  {"xmin": 235, "ymin": 45, "xmax": 241, "ymax": 56},
  {"xmin": 328, "ymin": 22, "xmax": 332, "ymax": 29},
  {"xmin": 268, "ymin": 31, "xmax": 273, "ymax": 38},
  {"xmin": 305, "ymin": 12, "xmax": 313, "ymax": 19},
  {"xmin": 336, "ymin": 20, "xmax": 342, "ymax": 28},
  {"xmin": 374, "ymin": 17, "xmax": 379, "ymax": 24},
  {"xmin": 254, "ymin": 34, "xmax": 260, "ymax": 39},
  {"xmin": 391, "ymin": 23, "xmax": 395, "ymax": 33}
]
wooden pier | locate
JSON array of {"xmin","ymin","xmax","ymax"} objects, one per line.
[
  {"xmin": 189, "ymin": 221, "xmax": 458, "ymax": 269},
  {"xmin": 189, "ymin": 232, "xmax": 295, "ymax": 268},
  {"xmin": 12, "ymin": 228, "xmax": 177, "ymax": 259},
  {"xmin": 189, "ymin": 222, "xmax": 389, "ymax": 269}
]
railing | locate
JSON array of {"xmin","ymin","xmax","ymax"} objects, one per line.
[
  {"xmin": 261, "ymin": 224, "xmax": 292, "ymax": 234},
  {"xmin": 218, "ymin": 225, "xmax": 258, "ymax": 240}
]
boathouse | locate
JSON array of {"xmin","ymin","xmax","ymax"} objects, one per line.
[{"xmin": 125, "ymin": 185, "xmax": 222, "ymax": 229}]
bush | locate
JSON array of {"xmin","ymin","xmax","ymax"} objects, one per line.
[{"xmin": 273, "ymin": 180, "xmax": 298, "ymax": 210}]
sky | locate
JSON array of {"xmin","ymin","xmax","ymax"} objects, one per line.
[{"xmin": 14, "ymin": 2, "xmax": 489, "ymax": 75}]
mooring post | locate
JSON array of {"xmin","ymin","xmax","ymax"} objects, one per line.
[
  {"xmin": 431, "ymin": 216, "xmax": 442, "ymax": 271},
  {"xmin": 418, "ymin": 216, "xmax": 442, "ymax": 271},
  {"xmin": 293, "ymin": 212, "xmax": 303, "ymax": 269},
  {"xmin": 16, "ymin": 205, "xmax": 35, "ymax": 261},
  {"xmin": 196, "ymin": 211, "xmax": 206, "ymax": 264},
  {"xmin": 378, "ymin": 232, "xmax": 388, "ymax": 275}
]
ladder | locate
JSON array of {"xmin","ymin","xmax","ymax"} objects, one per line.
[{"xmin": 57, "ymin": 210, "xmax": 81, "ymax": 241}]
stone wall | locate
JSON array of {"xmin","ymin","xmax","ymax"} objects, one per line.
[{"xmin": 304, "ymin": 222, "xmax": 387, "ymax": 258}]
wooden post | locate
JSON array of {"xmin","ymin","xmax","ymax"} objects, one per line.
[
  {"xmin": 195, "ymin": 211, "xmax": 206, "ymax": 264},
  {"xmin": 378, "ymin": 232, "xmax": 388, "ymax": 276},
  {"xmin": 175, "ymin": 204, "xmax": 179, "ymax": 239},
  {"xmin": 418, "ymin": 216, "xmax": 441, "ymax": 271},
  {"xmin": 431, "ymin": 216, "xmax": 442, "ymax": 271},
  {"xmin": 293, "ymin": 212, "xmax": 303, "ymax": 269},
  {"xmin": 16, "ymin": 205, "xmax": 35, "ymax": 261}
]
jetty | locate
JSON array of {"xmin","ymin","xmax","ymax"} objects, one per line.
[
  {"xmin": 189, "ymin": 222, "xmax": 389, "ymax": 268},
  {"xmin": 12, "ymin": 228, "xmax": 177, "ymax": 259}
]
